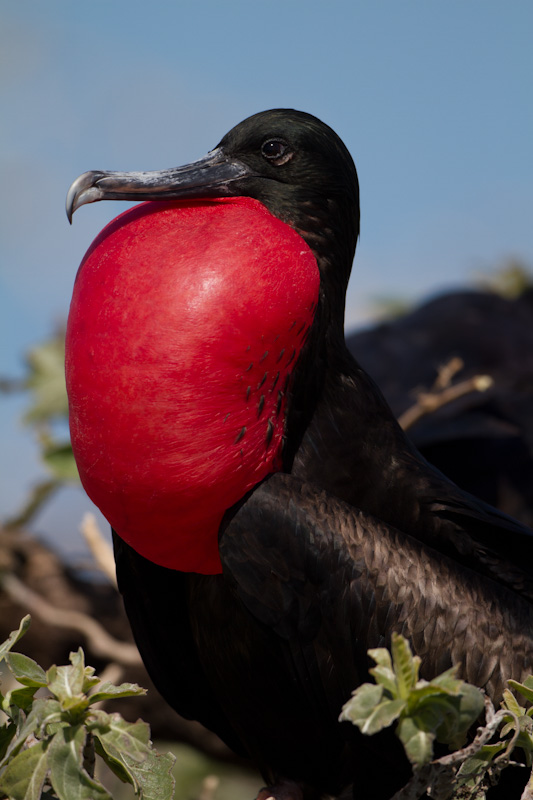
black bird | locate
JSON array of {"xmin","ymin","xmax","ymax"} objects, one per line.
[
  {"xmin": 348, "ymin": 288, "xmax": 533, "ymax": 529},
  {"xmin": 66, "ymin": 110, "xmax": 533, "ymax": 800}
]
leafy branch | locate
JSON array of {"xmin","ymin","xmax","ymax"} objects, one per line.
[
  {"xmin": 0, "ymin": 616, "xmax": 175, "ymax": 800},
  {"xmin": 340, "ymin": 634, "xmax": 533, "ymax": 799},
  {"xmin": 1, "ymin": 330, "xmax": 79, "ymax": 529}
]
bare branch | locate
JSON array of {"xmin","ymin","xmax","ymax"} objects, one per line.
[
  {"xmin": 1, "ymin": 572, "xmax": 141, "ymax": 666},
  {"xmin": 4, "ymin": 479, "xmax": 62, "ymax": 530},
  {"xmin": 521, "ymin": 771, "xmax": 533, "ymax": 800},
  {"xmin": 80, "ymin": 512, "xmax": 117, "ymax": 588},
  {"xmin": 398, "ymin": 373, "xmax": 493, "ymax": 432},
  {"xmin": 97, "ymin": 661, "xmax": 126, "ymax": 687},
  {"xmin": 433, "ymin": 357, "xmax": 465, "ymax": 392},
  {"xmin": 198, "ymin": 775, "xmax": 220, "ymax": 800}
]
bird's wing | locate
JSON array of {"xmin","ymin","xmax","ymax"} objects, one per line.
[
  {"xmin": 220, "ymin": 472, "xmax": 533, "ymax": 707},
  {"xmin": 347, "ymin": 290, "xmax": 533, "ymax": 527},
  {"xmin": 412, "ymin": 452, "xmax": 533, "ymax": 599}
]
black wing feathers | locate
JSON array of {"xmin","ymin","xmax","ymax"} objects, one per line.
[{"xmin": 220, "ymin": 473, "xmax": 533, "ymax": 703}]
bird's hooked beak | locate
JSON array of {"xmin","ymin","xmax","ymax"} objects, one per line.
[{"xmin": 66, "ymin": 148, "xmax": 253, "ymax": 223}]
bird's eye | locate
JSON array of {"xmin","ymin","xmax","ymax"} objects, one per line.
[{"xmin": 261, "ymin": 139, "xmax": 292, "ymax": 165}]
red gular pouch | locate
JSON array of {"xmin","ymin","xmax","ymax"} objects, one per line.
[{"xmin": 66, "ymin": 197, "xmax": 320, "ymax": 574}]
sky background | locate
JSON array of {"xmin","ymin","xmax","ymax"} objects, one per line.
[{"xmin": 1, "ymin": 1, "xmax": 532, "ymax": 556}]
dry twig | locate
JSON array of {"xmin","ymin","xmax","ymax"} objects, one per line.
[
  {"xmin": 521, "ymin": 772, "xmax": 533, "ymax": 800},
  {"xmin": 398, "ymin": 362, "xmax": 493, "ymax": 432},
  {"xmin": 80, "ymin": 512, "xmax": 117, "ymax": 588},
  {"xmin": 1, "ymin": 572, "xmax": 141, "ymax": 666},
  {"xmin": 198, "ymin": 775, "xmax": 220, "ymax": 800},
  {"xmin": 433, "ymin": 357, "xmax": 465, "ymax": 391}
]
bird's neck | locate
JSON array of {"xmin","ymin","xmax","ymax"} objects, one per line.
[
  {"xmin": 289, "ymin": 321, "xmax": 420, "ymax": 523},
  {"xmin": 280, "ymin": 268, "xmax": 345, "ymax": 470},
  {"xmin": 267, "ymin": 188, "xmax": 358, "ymax": 335},
  {"xmin": 281, "ymin": 203, "xmax": 358, "ymax": 471}
]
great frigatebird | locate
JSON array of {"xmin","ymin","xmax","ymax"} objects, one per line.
[
  {"xmin": 66, "ymin": 110, "xmax": 533, "ymax": 800},
  {"xmin": 348, "ymin": 288, "xmax": 533, "ymax": 529}
]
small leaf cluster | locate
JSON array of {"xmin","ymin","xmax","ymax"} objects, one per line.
[
  {"xmin": 339, "ymin": 633, "xmax": 484, "ymax": 768},
  {"xmin": 2, "ymin": 331, "xmax": 79, "ymax": 528},
  {"xmin": 20, "ymin": 333, "xmax": 78, "ymax": 482},
  {"xmin": 457, "ymin": 678, "xmax": 533, "ymax": 794},
  {"xmin": 0, "ymin": 616, "xmax": 175, "ymax": 800},
  {"xmin": 502, "ymin": 678, "xmax": 533, "ymax": 765}
]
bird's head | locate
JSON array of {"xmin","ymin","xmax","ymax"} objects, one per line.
[
  {"xmin": 65, "ymin": 110, "xmax": 359, "ymax": 574},
  {"xmin": 68, "ymin": 109, "xmax": 360, "ymax": 306}
]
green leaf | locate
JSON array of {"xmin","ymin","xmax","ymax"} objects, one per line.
[
  {"xmin": 359, "ymin": 698, "xmax": 406, "ymax": 736},
  {"xmin": 397, "ymin": 716, "xmax": 435, "ymax": 768},
  {"xmin": 0, "ymin": 721, "xmax": 17, "ymax": 761},
  {"xmin": 48, "ymin": 724, "xmax": 111, "ymax": 800},
  {"xmin": 47, "ymin": 650, "xmax": 86, "ymax": 704},
  {"xmin": 499, "ymin": 688, "xmax": 533, "ymax": 765},
  {"xmin": 369, "ymin": 666, "xmax": 397, "ymax": 697},
  {"xmin": 503, "ymin": 688, "xmax": 526, "ymax": 717},
  {"xmin": 91, "ymin": 712, "xmax": 175, "ymax": 799},
  {"xmin": 42, "ymin": 442, "xmax": 80, "ymax": 482},
  {"xmin": 0, "ymin": 700, "xmax": 23, "ymax": 741},
  {"xmin": 342, "ymin": 636, "xmax": 485, "ymax": 771},
  {"xmin": 0, "ymin": 698, "xmax": 62, "ymax": 770},
  {"xmin": 81, "ymin": 666, "xmax": 100, "ymax": 695},
  {"xmin": 0, "ymin": 740, "xmax": 49, "ymax": 800},
  {"xmin": 89, "ymin": 713, "xmax": 151, "ymax": 763},
  {"xmin": 69, "ymin": 649, "xmax": 86, "ymax": 675},
  {"xmin": 4, "ymin": 686, "xmax": 40, "ymax": 713},
  {"xmin": 368, "ymin": 645, "xmax": 398, "ymax": 696},
  {"xmin": 47, "ymin": 651, "xmax": 91, "ymax": 716},
  {"xmin": 457, "ymin": 743, "xmax": 506, "ymax": 781},
  {"xmin": 93, "ymin": 735, "xmax": 132, "ymax": 784},
  {"xmin": 96, "ymin": 735, "xmax": 175, "ymax": 800},
  {"xmin": 61, "ymin": 695, "xmax": 91, "ymax": 716},
  {"xmin": 430, "ymin": 666, "xmax": 462, "ymax": 692},
  {"xmin": 416, "ymin": 697, "xmax": 462, "ymax": 753},
  {"xmin": 451, "ymin": 683, "xmax": 484, "ymax": 744},
  {"xmin": 23, "ymin": 335, "xmax": 69, "ymax": 424},
  {"xmin": 339, "ymin": 683, "xmax": 384, "ymax": 726},
  {"xmin": 508, "ymin": 679, "xmax": 533, "ymax": 706},
  {"xmin": 367, "ymin": 647, "xmax": 393, "ymax": 672},
  {"xmin": 5, "ymin": 652, "xmax": 47, "ymax": 687},
  {"xmin": 407, "ymin": 681, "xmax": 450, "ymax": 706},
  {"xmin": 340, "ymin": 684, "xmax": 406, "ymax": 736},
  {"xmin": 120, "ymin": 747, "xmax": 175, "ymax": 800},
  {"xmin": 391, "ymin": 633, "xmax": 419, "ymax": 699},
  {"xmin": 88, "ymin": 680, "xmax": 146, "ymax": 706},
  {"xmin": 411, "ymin": 683, "xmax": 483, "ymax": 751},
  {"xmin": 369, "ymin": 664, "xmax": 398, "ymax": 697},
  {"xmin": 0, "ymin": 617, "xmax": 31, "ymax": 662}
]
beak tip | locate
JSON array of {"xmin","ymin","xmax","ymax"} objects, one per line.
[
  {"xmin": 66, "ymin": 171, "xmax": 103, "ymax": 223},
  {"xmin": 66, "ymin": 181, "xmax": 79, "ymax": 224}
]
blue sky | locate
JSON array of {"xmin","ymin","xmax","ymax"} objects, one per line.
[{"xmin": 1, "ymin": 1, "xmax": 532, "ymax": 553}]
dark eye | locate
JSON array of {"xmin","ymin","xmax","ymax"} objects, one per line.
[{"xmin": 261, "ymin": 138, "xmax": 292, "ymax": 165}]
